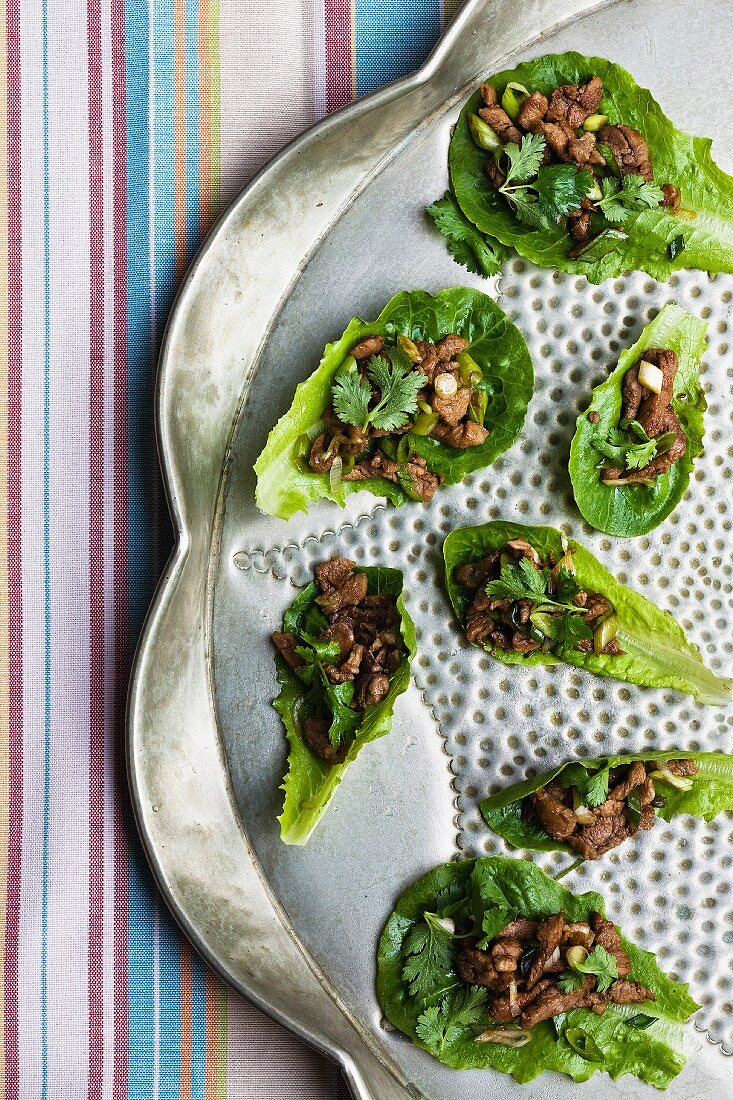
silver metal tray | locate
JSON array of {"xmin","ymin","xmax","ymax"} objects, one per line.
[{"xmin": 127, "ymin": 1, "xmax": 733, "ymax": 1096}]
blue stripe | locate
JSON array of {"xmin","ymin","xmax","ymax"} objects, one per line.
[
  {"xmin": 151, "ymin": 1, "xmax": 183, "ymax": 1096},
  {"xmin": 125, "ymin": 0, "xmax": 158, "ymax": 1096},
  {"xmin": 185, "ymin": 0, "xmax": 200, "ymax": 261},
  {"xmin": 41, "ymin": 0, "xmax": 51, "ymax": 1095},
  {"xmin": 353, "ymin": 0, "xmax": 442, "ymax": 97}
]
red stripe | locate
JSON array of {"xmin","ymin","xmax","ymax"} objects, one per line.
[
  {"xmin": 87, "ymin": 0, "xmax": 105, "ymax": 1096},
  {"xmin": 324, "ymin": 0, "xmax": 353, "ymax": 112},
  {"xmin": 110, "ymin": 0, "xmax": 130, "ymax": 1095},
  {"xmin": 5, "ymin": 0, "xmax": 23, "ymax": 1095}
]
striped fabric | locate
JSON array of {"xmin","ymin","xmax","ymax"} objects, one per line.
[{"xmin": 0, "ymin": 2, "xmax": 458, "ymax": 1096}]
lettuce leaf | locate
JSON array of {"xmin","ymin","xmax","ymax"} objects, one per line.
[
  {"xmin": 275, "ymin": 565, "xmax": 415, "ymax": 844},
  {"xmin": 376, "ymin": 856, "xmax": 698, "ymax": 1086},
  {"xmin": 254, "ymin": 288, "xmax": 533, "ymax": 519},
  {"xmin": 443, "ymin": 520, "xmax": 732, "ymax": 705},
  {"xmin": 569, "ymin": 304, "xmax": 707, "ymax": 536},
  {"xmin": 481, "ymin": 750, "xmax": 733, "ymax": 854},
  {"xmin": 448, "ymin": 52, "xmax": 733, "ymax": 284}
]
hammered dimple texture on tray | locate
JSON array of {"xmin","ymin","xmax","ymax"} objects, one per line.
[{"xmin": 233, "ymin": 261, "xmax": 733, "ymax": 1051}]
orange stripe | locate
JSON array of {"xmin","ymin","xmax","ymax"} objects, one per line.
[
  {"xmin": 180, "ymin": 938, "xmax": 193, "ymax": 1100},
  {"xmin": 173, "ymin": 0, "xmax": 187, "ymax": 279},
  {"xmin": 198, "ymin": 0, "xmax": 211, "ymax": 234}
]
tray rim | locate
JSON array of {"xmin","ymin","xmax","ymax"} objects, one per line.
[{"xmin": 123, "ymin": 2, "xmax": 733, "ymax": 1096}]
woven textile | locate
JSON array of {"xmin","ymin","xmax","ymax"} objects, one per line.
[{"xmin": 0, "ymin": 1, "xmax": 459, "ymax": 1095}]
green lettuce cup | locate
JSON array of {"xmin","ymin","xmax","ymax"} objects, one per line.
[
  {"xmin": 443, "ymin": 520, "xmax": 731, "ymax": 705},
  {"xmin": 446, "ymin": 52, "xmax": 733, "ymax": 284},
  {"xmin": 377, "ymin": 856, "xmax": 698, "ymax": 1087},
  {"xmin": 254, "ymin": 288, "xmax": 533, "ymax": 519},
  {"xmin": 569, "ymin": 303, "xmax": 707, "ymax": 537}
]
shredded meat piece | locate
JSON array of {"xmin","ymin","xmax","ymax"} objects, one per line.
[
  {"xmin": 324, "ymin": 643, "xmax": 364, "ymax": 684},
  {"xmin": 309, "ymin": 432, "xmax": 339, "ymax": 474},
  {"xmin": 490, "ymin": 979, "xmax": 553, "ymax": 1021},
  {"xmin": 454, "ymin": 553, "xmax": 499, "ymax": 591},
  {"xmin": 354, "ymin": 672, "xmax": 390, "ymax": 709},
  {"xmin": 432, "ymin": 386, "xmax": 472, "ymax": 426},
  {"xmin": 315, "ymin": 558, "xmax": 368, "ymax": 614},
  {"xmin": 432, "ymin": 419, "xmax": 489, "ymax": 448},
  {"xmin": 491, "ymin": 938, "xmax": 525, "ymax": 971},
  {"xmin": 662, "ymin": 183, "xmax": 681, "ymax": 210},
  {"xmin": 506, "ymin": 538, "xmax": 542, "ymax": 567},
  {"xmin": 608, "ymin": 759, "xmax": 647, "ymax": 801},
  {"xmin": 567, "ymin": 131, "xmax": 605, "ymax": 167},
  {"xmin": 501, "ymin": 917, "xmax": 538, "ymax": 940},
  {"xmin": 533, "ymin": 785, "xmax": 578, "ymax": 840},
  {"xmin": 479, "ymin": 105, "xmax": 522, "ymax": 145},
  {"xmin": 527, "ymin": 913, "xmax": 565, "ymax": 988},
  {"xmin": 568, "ymin": 198, "xmax": 593, "ymax": 243},
  {"xmin": 321, "ymin": 620, "xmax": 354, "ymax": 658},
  {"xmin": 521, "ymin": 975, "xmax": 597, "ymax": 1027},
  {"xmin": 570, "ymin": 815, "xmax": 633, "ymax": 861},
  {"xmin": 599, "ymin": 123, "xmax": 653, "ymax": 181},
  {"xmin": 665, "ymin": 759, "xmax": 698, "ymax": 777},
  {"xmin": 479, "ymin": 82, "xmax": 497, "ymax": 107},
  {"xmin": 456, "ymin": 948, "xmax": 502, "ymax": 988},
  {"xmin": 511, "ymin": 631, "xmax": 541, "ymax": 653},
  {"xmin": 545, "ymin": 76, "xmax": 603, "ymax": 128},
  {"xmin": 349, "ymin": 334, "xmax": 384, "ymax": 360},
  {"xmin": 485, "ymin": 158, "xmax": 506, "ymax": 189},
  {"xmin": 608, "ymin": 979, "xmax": 654, "ymax": 1005},
  {"xmin": 517, "ymin": 90, "xmax": 548, "ymax": 132},
  {"xmin": 301, "ymin": 715, "xmax": 349, "ymax": 765},
  {"xmin": 403, "ymin": 455, "xmax": 441, "ymax": 502},
  {"xmin": 271, "ymin": 631, "xmax": 305, "ymax": 671},
  {"xmin": 636, "ymin": 348, "xmax": 679, "ymax": 435},
  {"xmin": 435, "ymin": 334, "xmax": 469, "ymax": 361}
]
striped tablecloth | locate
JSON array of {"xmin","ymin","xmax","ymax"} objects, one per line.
[{"xmin": 1, "ymin": 2, "xmax": 460, "ymax": 1096}]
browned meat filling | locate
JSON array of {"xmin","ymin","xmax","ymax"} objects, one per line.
[
  {"xmin": 599, "ymin": 347, "xmax": 687, "ymax": 485},
  {"xmin": 272, "ymin": 557, "xmax": 404, "ymax": 763},
  {"xmin": 527, "ymin": 758, "xmax": 698, "ymax": 859},
  {"xmin": 476, "ymin": 76, "xmax": 678, "ymax": 250},
  {"xmin": 308, "ymin": 333, "xmax": 490, "ymax": 503},
  {"xmin": 458, "ymin": 910, "xmax": 654, "ymax": 1030},
  {"xmin": 455, "ymin": 538, "xmax": 624, "ymax": 657}
]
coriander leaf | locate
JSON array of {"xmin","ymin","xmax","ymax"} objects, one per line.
[
  {"xmin": 553, "ymin": 611, "xmax": 593, "ymax": 649},
  {"xmin": 557, "ymin": 970, "xmax": 585, "ymax": 993},
  {"xmin": 584, "ymin": 766, "xmax": 611, "ymax": 808},
  {"xmin": 477, "ymin": 905, "xmax": 517, "ymax": 948},
  {"xmin": 331, "ymin": 364, "xmax": 372, "ymax": 427},
  {"xmin": 623, "ymin": 437, "xmax": 659, "ymax": 471},
  {"xmin": 294, "ymin": 633, "xmax": 341, "ymax": 664},
  {"xmin": 416, "ymin": 987, "xmax": 488, "ymax": 1053},
  {"xmin": 555, "ymin": 566, "xmax": 581, "ymax": 604},
  {"xmin": 365, "ymin": 354, "xmax": 426, "ymax": 432},
  {"xmin": 619, "ymin": 419, "xmax": 652, "ymax": 442},
  {"xmin": 596, "ymin": 174, "xmax": 665, "ymax": 224},
  {"xmin": 426, "ymin": 192, "xmax": 510, "ymax": 277},
  {"xmin": 502, "ymin": 133, "xmax": 546, "ymax": 186},
  {"xmin": 572, "ymin": 944, "xmax": 618, "ymax": 993},
  {"xmin": 509, "ymin": 192, "xmax": 552, "ymax": 231},
  {"xmin": 318, "ymin": 670, "xmax": 360, "ymax": 747},
  {"xmin": 534, "ymin": 164, "xmax": 594, "ymax": 220},
  {"xmin": 402, "ymin": 912, "xmax": 457, "ymax": 1001},
  {"xmin": 435, "ymin": 883, "xmax": 469, "ymax": 918},
  {"xmin": 486, "ymin": 558, "xmax": 549, "ymax": 602}
]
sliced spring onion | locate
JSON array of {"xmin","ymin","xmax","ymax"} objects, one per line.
[
  {"xmin": 410, "ymin": 410, "xmax": 439, "ymax": 436},
  {"xmin": 648, "ymin": 766, "xmax": 694, "ymax": 791},
  {"xmin": 585, "ymin": 179, "xmax": 603, "ymax": 201},
  {"xmin": 564, "ymin": 1027, "xmax": 603, "ymax": 1062},
  {"xmin": 627, "ymin": 1013, "xmax": 658, "ymax": 1030},
  {"xmin": 329, "ymin": 455, "xmax": 343, "ymax": 496},
  {"xmin": 456, "ymin": 350, "xmax": 482, "ymax": 386},
  {"xmin": 475, "ymin": 1026, "xmax": 532, "ymax": 1047},
  {"xmin": 583, "ymin": 113, "xmax": 608, "ymax": 132},
  {"xmin": 573, "ymin": 805, "xmax": 595, "ymax": 826},
  {"xmin": 668, "ymin": 234, "xmax": 686, "ymax": 261},
  {"xmin": 637, "ymin": 359, "xmax": 664, "ymax": 393},
  {"xmin": 566, "ymin": 945, "xmax": 589, "ymax": 969},
  {"xmin": 468, "ymin": 389, "xmax": 488, "ymax": 425},
  {"xmin": 501, "ymin": 81, "xmax": 530, "ymax": 121},
  {"xmin": 626, "ymin": 787, "xmax": 643, "ymax": 828},
  {"xmin": 593, "ymin": 613, "xmax": 618, "ymax": 654},
  {"xmin": 397, "ymin": 334, "xmax": 421, "ymax": 362},
  {"xmin": 434, "ymin": 372, "xmax": 458, "ymax": 397},
  {"xmin": 468, "ymin": 113, "xmax": 502, "ymax": 152}
]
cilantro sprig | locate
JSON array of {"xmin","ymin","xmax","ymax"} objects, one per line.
[
  {"xmin": 592, "ymin": 421, "xmax": 677, "ymax": 473},
  {"xmin": 427, "ymin": 191, "xmax": 510, "ymax": 277},
  {"xmin": 332, "ymin": 349, "xmax": 426, "ymax": 433},
  {"xmin": 496, "ymin": 135, "xmax": 594, "ymax": 230},
  {"xmin": 415, "ymin": 987, "xmax": 488, "ymax": 1054},
  {"xmin": 557, "ymin": 945, "xmax": 618, "ymax": 994},
  {"xmin": 594, "ymin": 174, "xmax": 665, "ymax": 224}
]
